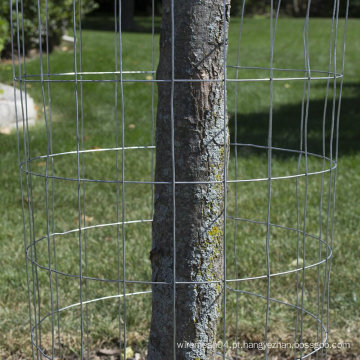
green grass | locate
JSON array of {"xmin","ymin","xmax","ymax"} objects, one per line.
[{"xmin": 0, "ymin": 16, "xmax": 359, "ymax": 359}]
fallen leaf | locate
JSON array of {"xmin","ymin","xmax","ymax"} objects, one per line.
[
  {"xmin": 126, "ymin": 347, "xmax": 134, "ymax": 358},
  {"xmin": 97, "ymin": 348, "xmax": 120, "ymax": 356},
  {"xmin": 290, "ymin": 258, "xmax": 304, "ymax": 267}
]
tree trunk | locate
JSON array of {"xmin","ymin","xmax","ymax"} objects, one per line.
[{"xmin": 148, "ymin": 1, "xmax": 230, "ymax": 359}]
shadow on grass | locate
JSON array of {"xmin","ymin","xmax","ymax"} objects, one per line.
[
  {"xmin": 1, "ymin": 83, "xmax": 358, "ymax": 161},
  {"xmin": 229, "ymin": 82, "xmax": 360, "ymax": 157}
]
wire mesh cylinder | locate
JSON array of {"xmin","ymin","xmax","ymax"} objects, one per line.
[{"xmin": 11, "ymin": 0, "xmax": 349, "ymax": 359}]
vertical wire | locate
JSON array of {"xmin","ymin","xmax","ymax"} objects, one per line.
[
  {"xmin": 114, "ymin": 0, "xmax": 123, "ymax": 355},
  {"xmin": 11, "ymin": 1, "xmax": 34, "ymax": 358},
  {"xmin": 17, "ymin": 0, "xmax": 42, "ymax": 355},
  {"xmin": 324, "ymin": 6, "xmax": 350, "ymax": 357},
  {"xmin": 43, "ymin": 0, "xmax": 62, "ymax": 355},
  {"xmin": 324, "ymin": 0, "xmax": 341, "ymax": 358},
  {"xmin": 319, "ymin": 0, "xmax": 340, "ymax": 357},
  {"xmin": 293, "ymin": 4, "xmax": 309, "ymax": 355},
  {"xmin": 150, "ymin": 0, "xmax": 155, "ymax": 221},
  {"xmin": 299, "ymin": 2, "xmax": 312, "ymax": 357},
  {"xmin": 71, "ymin": 0, "xmax": 85, "ymax": 357},
  {"xmin": 170, "ymin": 0, "xmax": 176, "ymax": 358},
  {"xmin": 264, "ymin": 3, "xmax": 281, "ymax": 359},
  {"xmin": 15, "ymin": 0, "xmax": 42, "ymax": 355},
  {"xmin": 222, "ymin": 0, "xmax": 230, "ymax": 358},
  {"xmin": 118, "ymin": 2, "xmax": 128, "ymax": 359},
  {"xmin": 233, "ymin": 1, "xmax": 246, "ymax": 356},
  {"xmin": 264, "ymin": 1, "xmax": 273, "ymax": 357},
  {"xmin": 36, "ymin": 0, "xmax": 56, "ymax": 357},
  {"xmin": 317, "ymin": 3, "xmax": 337, "ymax": 357},
  {"xmin": 264, "ymin": 1, "xmax": 281, "ymax": 357},
  {"xmin": 77, "ymin": 0, "xmax": 90, "ymax": 357},
  {"xmin": 43, "ymin": 0, "xmax": 62, "ymax": 356},
  {"xmin": 294, "ymin": 119, "xmax": 304, "ymax": 356},
  {"xmin": 38, "ymin": 0, "xmax": 55, "ymax": 358},
  {"xmin": 318, "ymin": 1, "xmax": 339, "ymax": 356},
  {"xmin": 336, "ymin": 0, "xmax": 349, "ymax": 165}
]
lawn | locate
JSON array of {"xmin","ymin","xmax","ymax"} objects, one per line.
[{"xmin": 0, "ymin": 16, "xmax": 359, "ymax": 359}]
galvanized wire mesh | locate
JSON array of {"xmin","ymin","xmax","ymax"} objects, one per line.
[{"xmin": 11, "ymin": 0, "xmax": 349, "ymax": 359}]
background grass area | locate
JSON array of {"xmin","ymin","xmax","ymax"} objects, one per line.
[{"xmin": 0, "ymin": 16, "xmax": 359, "ymax": 359}]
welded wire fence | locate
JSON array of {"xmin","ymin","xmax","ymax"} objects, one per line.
[{"xmin": 11, "ymin": 0, "xmax": 349, "ymax": 359}]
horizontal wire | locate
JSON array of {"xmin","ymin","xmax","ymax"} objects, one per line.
[
  {"xmin": 21, "ymin": 163, "xmax": 336, "ymax": 184},
  {"xmin": 19, "ymin": 144, "xmax": 336, "ymax": 184},
  {"xmin": 22, "ymin": 70, "xmax": 157, "ymax": 78},
  {"xmin": 226, "ymin": 287, "xmax": 328, "ymax": 360},
  {"xmin": 228, "ymin": 65, "xmax": 338, "ymax": 75},
  {"xmin": 25, "ymin": 224, "xmax": 332, "ymax": 284},
  {"xmin": 30, "ymin": 290, "xmax": 152, "ymax": 360},
  {"xmin": 17, "ymin": 66, "xmax": 340, "ymax": 79},
  {"xmin": 14, "ymin": 74, "xmax": 343, "ymax": 83},
  {"xmin": 30, "ymin": 288, "xmax": 328, "ymax": 360},
  {"xmin": 20, "ymin": 143, "xmax": 336, "ymax": 162},
  {"xmin": 27, "ymin": 215, "xmax": 328, "ymax": 243}
]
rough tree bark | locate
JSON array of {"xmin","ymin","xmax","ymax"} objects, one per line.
[{"xmin": 148, "ymin": 1, "xmax": 230, "ymax": 359}]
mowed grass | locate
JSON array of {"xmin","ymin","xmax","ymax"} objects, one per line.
[{"xmin": 0, "ymin": 16, "xmax": 359, "ymax": 359}]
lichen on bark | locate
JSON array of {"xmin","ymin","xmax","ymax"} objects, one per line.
[{"xmin": 148, "ymin": 1, "xmax": 230, "ymax": 359}]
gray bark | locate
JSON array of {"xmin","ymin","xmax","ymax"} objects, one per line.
[{"xmin": 148, "ymin": 1, "xmax": 230, "ymax": 359}]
